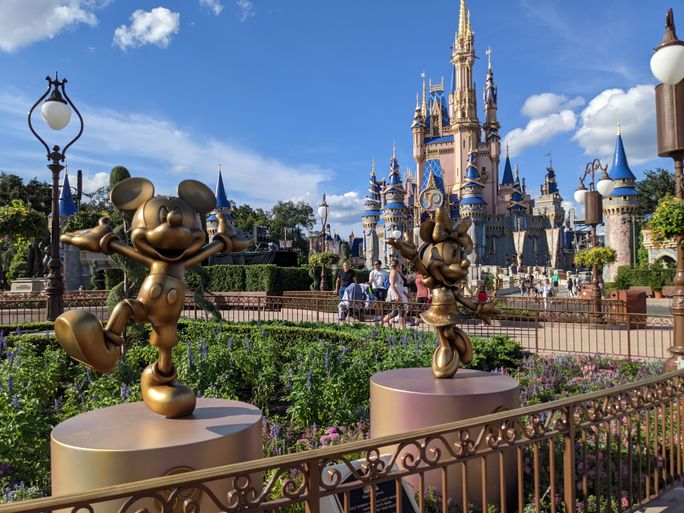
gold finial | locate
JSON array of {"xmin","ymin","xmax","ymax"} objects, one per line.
[
  {"xmin": 458, "ymin": 0, "xmax": 467, "ymax": 36},
  {"xmin": 371, "ymin": 159, "xmax": 376, "ymax": 176},
  {"xmin": 415, "ymin": 93, "xmax": 420, "ymax": 111},
  {"xmin": 467, "ymin": 9, "xmax": 472, "ymax": 35},
  {"xmin": 506, "ymin": 141, "xmax": 509, "ymax": 157},
  {"xmin": 392, "ymin": 141, "xmax": 397, "ymax": 159},
  {"xmin": 616, "ymin": 121, "xmax": 621, "ymax": 135},
  {"xmin": 486, "ymin": 47, "xmax": 492, "ymax": 69}
]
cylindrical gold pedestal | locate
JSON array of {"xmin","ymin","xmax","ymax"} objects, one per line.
[
  {"xmin": 52, "ymin": 398, "xmax": 263, "ymax": 513},
  {"xmin": 370, "ymin": 368, "xmax": 520, "ymax": 508}
]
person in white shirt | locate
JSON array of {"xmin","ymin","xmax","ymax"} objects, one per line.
[{"xmin": 368, "ymin": 260, "xmax": 389, "ymax": 321}]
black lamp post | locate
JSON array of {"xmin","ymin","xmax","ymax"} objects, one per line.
[
  {"xmin": 574, "ymin": 159, "xmax": 615, "ymax": 316},
  {"xmin": 317, "ymin": 194, "xmax": 329, "ymax": 291},
  {"xmin": 650, "ymin": 8, "xmax": 684, "ymax": 371},
  {"xmin": 28, "ymin": 73, "xmax": 84, "ymax": 321}
]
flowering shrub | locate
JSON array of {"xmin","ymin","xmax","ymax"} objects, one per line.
[
  {"xmin": 574, "ymin": 246, "xmax": 617, "ymax": 267},
  {"xmin": 649, "ymin": 194, "xmax": 684, "ymax": 241}
]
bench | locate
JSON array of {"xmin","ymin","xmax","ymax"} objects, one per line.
[{"xmin": 628, "ymin": 286, "xmax": 654, "ymax": 298}]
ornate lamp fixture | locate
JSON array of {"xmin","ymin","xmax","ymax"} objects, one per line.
[{"xmin": 28, "ymin": 73, "xmax": 84, "ymax": 321}]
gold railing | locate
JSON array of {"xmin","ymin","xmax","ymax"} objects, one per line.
[{"xmin": 1, "ymin": 370, "xmax": 683, "ymax": 513}]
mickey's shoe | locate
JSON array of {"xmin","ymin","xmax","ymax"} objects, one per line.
[
  {"xmin": 141, "ymin": 362, "xmax": 196, "ymax": 418},
  {"xmin": 55, "ymin": 310, "xmax": 122, "ymax": 373}
]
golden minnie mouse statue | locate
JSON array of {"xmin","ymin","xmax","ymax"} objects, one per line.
[
  {"xmin": 388, "ymin": 204, "xmax": 499, "ymax": 378},
  {"xmin": 55, "ymin": 177, "xmax": 251, "ymax": 417}
]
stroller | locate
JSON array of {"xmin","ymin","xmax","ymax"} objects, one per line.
[{"xmin": 338, "ymin": 283, "xmax": 372, "ymax": 321}]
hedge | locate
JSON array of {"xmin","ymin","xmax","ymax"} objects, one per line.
[
  {"xmin": 614, "ymin": 266, "xmax": 675, "ymax": 291},
  {"xmin": 278, "ymin": 267, "xmax": 313, "ymax": 291},
  {"xmin": 206, "ymin": 265, "xmax": 246, "ymax": 291}
]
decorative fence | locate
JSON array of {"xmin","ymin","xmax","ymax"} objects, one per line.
[
  {"xmin": 0, "ymin": 292, "xmax": 673, "ymax": 359},
  {"xmin": 1, "ymin": 370, "xmax": 683, "ymax": 513}
]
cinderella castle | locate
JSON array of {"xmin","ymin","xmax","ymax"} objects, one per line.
[{"xmin": 361, "ymin": 0, "xmax": 640, "ymax": 278}]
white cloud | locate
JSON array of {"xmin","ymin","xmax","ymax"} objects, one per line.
[
  {"xmin": 81, "ymin": 171, "xmax": 109, "ymax": 194},
  {"xmin": 113, "ymin": 7, "xmax": 180, "ymax": 50},
  {"xmin": 573, "ymin": 84, "xmax": 656, "ymax": 164},
  {"xmin": 236, "ymin": 0, "xmax": 254, "ymax": 22},
  {"xmin": 520, "ymin": 93, "xmax": 585, "ymax": 119},
  {"xmin": 0, "ymin": 0, "xmax": 104, "ymax": 52},
  {"xmin": 504, "ymin": 110, "xmax": 576, "ymax": 157},
  {"xmin": 200, "ymin": 0, "xmax": 223, "ymax": 16},
  {"xmin": 0, "ymin": 91, "xmax": 333, "ymax": 209}
]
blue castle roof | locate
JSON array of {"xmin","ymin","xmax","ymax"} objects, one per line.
[
  {"xmin": 425, "ymin": 135, "xmax": 454, "ymax": 145},
  {"xmin": 215, "ymin": 168, "xmax": 229, "ymax": 208},
  {"xmin": 464, "ymin": 151, "xmax": 480, "ymax": 181},
  {"xmin": 422, "ymin": 159, "xmax": 445, "ymax": 192},
  {"xmin": 59, "ymin": 172, "xmax": 77, "ymax": 217},
  {"xmin": 450, "ymin": 193, "xmax": 460, "ymax": 218},
  {"xmin": 460, "ymin": 196, "xmax": 485, "ymax": 205},
  {"xmin": 501, "ymin": 153, "xmax": 514, "ymax": 185},
  {"xmin": 609, "ymin": 132, "xmax": 637, "ymax": 182}
]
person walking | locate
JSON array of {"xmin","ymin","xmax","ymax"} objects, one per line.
[
  {"xmin": 541, "ymin": 278, "xmax": 553, "ymax": 309},
  {"xmin": 383, "ymin": 259, "xmax": 408, "ymax": 329},
  {"xmin": 414, "ymin": 272, "xmax": 430, "ymax": 326},
  {"xmin": 335, "ymin": 261, "xmax": 357, "ymax": 299},
  {"xmin": 567, "ymin": 276, "xmax": 575, "ymax": 298},
  {"xmin": 368, "ymin": 260, "xmax": 389, "ymax": 322}
]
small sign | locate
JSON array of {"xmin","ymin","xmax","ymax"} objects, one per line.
[
  {"xmin": 419, "ymin": 188, "xmax": 444, "ymax": 211},
  {"xmin": 320, "ymin": 455, "xmax": 418, "ymax": 513}
]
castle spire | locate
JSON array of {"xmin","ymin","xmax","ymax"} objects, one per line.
[
  {"xmin": 421, "ymin": 72, "xmax": 427, "ymax": 116},
  {"xmin": 458, "ymin": 0, "xmax": 467, "ymax": 36},
  {"xmin": 59, "ymin": 171, "xmax": 77, "ymax": 217},
  {"xmin": 215, "ymin": 163, "xmax": 229, "ymax": 209}
]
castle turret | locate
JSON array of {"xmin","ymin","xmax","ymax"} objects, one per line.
[
  {"xmin": 533, "ymin": 158, "xmax": 565, "ymax": 227},
  {"xmin": 412, "ymin": 93, "xmax": 426, "ymax": 164},
  {"xmin": 58, "ymin": 171, "xmax": 78, "ymax": 220},
  {"xmin": 362, "ymin": 161, "xmax": 382, "ymax": 267},
  {"xmin": 207, "ymin": 164, "xmax": 234, "ymax": 238},
  {"xmin": 460, "ymin": 146, "xmax": 486, "ymax": 218},
  {"xmin": 483, "ymin": 48, "xmax": 500, "ymax": 166},
  {"xmin": 603, "ymin": 125, "xmax": 640, "ymax": 281},
  {"xmin": 381, "ymin": 145, "xmax": 410, "ymax": 263}
]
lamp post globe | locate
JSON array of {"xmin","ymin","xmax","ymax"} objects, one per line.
[
  {"xmin": 41, "ymin": 91, "xmax": 72, "ymax": 131},
  {"xmin": 574, "ymin": 187, "xmax": 587, "ymax": 204},
  {"xmin": 651, "ymin": 45, "xmax": 684, "ymax": 85},
  {"xmin": 392, "ymin": 227, "xmax": 402, "ymax": 239},
  {"xmin": 596, "ymin": 177, "xmax": 616, "ymax": 197}
]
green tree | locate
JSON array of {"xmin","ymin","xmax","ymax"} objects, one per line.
[
  {"xmin": 109, "ymin": 165, "xmax": 131, "ymax": 190},
  {"xmin": 270, "ymin": 200, "xmax": 314, "ymax": 253},
  {"xmin": 230, "ymin": 202, "xmax": 270, "ymax": 234},
  {"xmin": 0, "ymin": 200, "xmax": 46, "ymax": 242},
  {"xmin": 23, "ymin": 178, "xmax": 52, "ymax": 215},
  {"xmin": 636, "ymin": 168, "xmax": 675, "ymax": 216}
]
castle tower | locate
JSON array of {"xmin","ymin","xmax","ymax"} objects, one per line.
[
  {"xmin": 483, "ymin": 47, "xmax": 501, "ymax": 180},
  {"xmin": 603, "ymin": 125, "xmax": 640, "ymax": 281},
  {"xmin": 381, "ymin": 145, "xmax": 410, "ymax": 263},
  {"xmin": 58, "ymin": 171, "xmax": 78, "ymax": 222},
  {"xmin": 206, "ymin": 164, "xmax": 233, "ymax": 238},
  {"xmin": 533, "ymin": 158, "xmax": 565, "ymax": 227},
  {"xmin": 362, "ymin": 160, "xmax": 382, "ymax": 267}
]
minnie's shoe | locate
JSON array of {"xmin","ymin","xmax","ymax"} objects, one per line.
[{"xmin": 55, "ymin": 310, "xmax": 122, "ymax": 373}]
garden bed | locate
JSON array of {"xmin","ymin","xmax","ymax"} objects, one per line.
[{"xmin": 0, "ymin": 320, "xmax": 663, "ymax": 503}]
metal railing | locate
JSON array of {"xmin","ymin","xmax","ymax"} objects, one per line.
[
  {"xmin": 1, "ymin": 370, "xmax": 682, "ymax": 513},
  {"xmin": 182, "ymin": 295, "xmax": 672, "ymax": 360}
]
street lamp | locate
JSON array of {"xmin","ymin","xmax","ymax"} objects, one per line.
[
  {"xmin": 28, "ymin": 73, "xmax": 84, "ymax": 321},
  {"xmin": 317, "ymin": 194, "xmax": 329, "ymax": 291},
  {"xmin": 575, "ymin": 159, "xmax": 614, "ymax": 316},
  {"xmin": 651, "ymin": 8, "xmax": 684, "ymax": 371}
]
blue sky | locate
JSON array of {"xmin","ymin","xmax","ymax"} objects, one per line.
[{"xmin": 0, "ymin": 0, "xmax": 677, "ymax": 235}]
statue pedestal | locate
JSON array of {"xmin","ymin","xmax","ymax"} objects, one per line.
[
  {"xmin": 9, "ymin": 277, "xmax": 45, "ymax": 292},
  {"xmin": 51, "ymin": 398, "xmax": 263, "ymax": 513},
  {"xmin": 370, "ymin": 368, "xmax": 520, "ymax": 508}
]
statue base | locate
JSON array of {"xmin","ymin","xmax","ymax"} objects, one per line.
[
  {"xmin": 51, "ymin": 398, "xmax": 263, "ymax": 513},
  {"xmin": 370, "ymin": 368, "xmax": 520, "ymax": 508},
  {"xmin": 9, "ymin": 277, "xmax": 45, "ymax": 292}
]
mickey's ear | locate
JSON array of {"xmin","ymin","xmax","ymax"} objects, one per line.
[
  {"xmin": 178, "ymin": 180, "xmax": 216, "ymax": 214},
  {"xmin": 110, "ymin": 177, "xmax": 155, "ymax": 211}
]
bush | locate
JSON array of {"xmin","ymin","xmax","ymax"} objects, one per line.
[
  {"xmin": 574, "ymin": 247, "xmax": 616, "ymax": 267},
  {"xmin": 649, "ymin": 194, "xmax": 684, "ymax": 241},
  {"xmin": 278, "ymin": 267, "xmax": 312, "ymax": 291},
  {"xmin": 614, "ymin": 265, "xmax": 675, "ymax": 290},
  {"xmin": 103, "ymin": 268, "xmax": 124, "ymax": 290},
  {"xmin": 246, "ymin": 265, "xmax": 280, "ymax": 292},
  {"xmin": 206, "ymin": 265, "xmax": 246, "ymax": 291}
]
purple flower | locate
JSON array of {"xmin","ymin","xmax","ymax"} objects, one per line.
[
  {"xmin": 306, "ymin": 370, "xmax": 312, "ymax": 390},
  {"xmin": 120, "ymin": 383, "xmax": 130, "ymax": 401},
  {"xmin": 11, "ymin": 394, "xmax": 19, "ymax": 411},
  {"xmin": 7, "ymin": 376, "xmax": 13, "ymax": 394}
]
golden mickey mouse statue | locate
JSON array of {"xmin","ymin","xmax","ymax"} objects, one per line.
[
  {"xmin": 55, "ymin": 177, "xmax": 251, "ymax": 417},
  {"xmin": 387, "ymin": 204, "xmax": 499, "ymax": 378}
]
